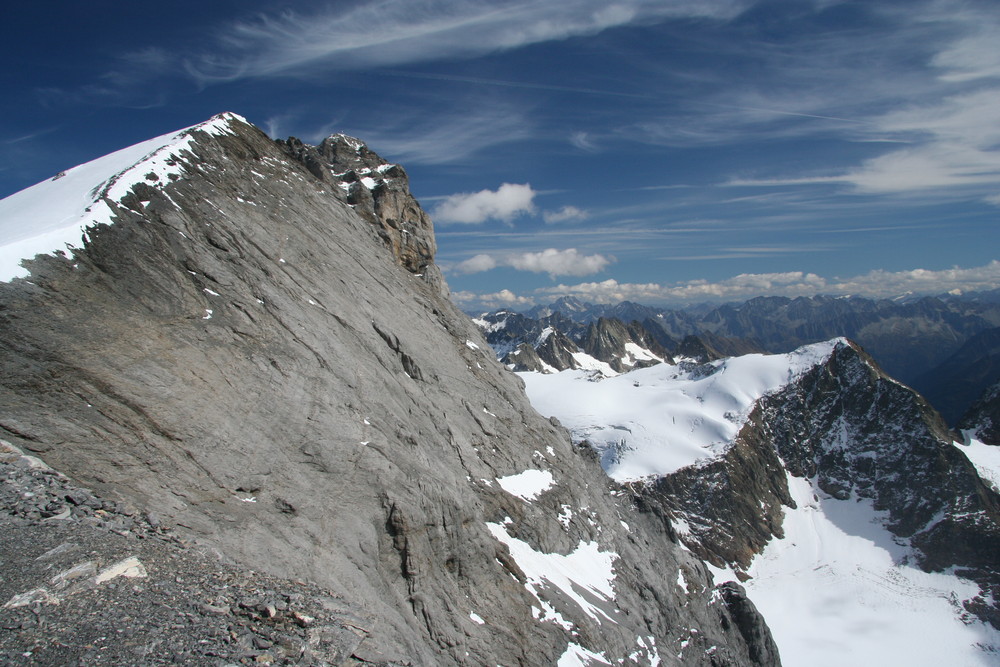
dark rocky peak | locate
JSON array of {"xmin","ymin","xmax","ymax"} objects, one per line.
[
  {"xmin": 675, "ymin": 334, "xmax": 726, "ymax": 363},
  {"xmin": 475, "ymin": 310, "xmax": 550, "ymax": 358},
  {"xmin": 501, "ymin": 329, "xmax": 582, "ymax": 374},
  {"xmin": 278, "ymin": 134, "xmax": 436, "ymax": 279},
  {"xmin": 526, "ymin": 295, "xmax": 592, "ymax": 320},
  {"xmin": 960, "ymin": 381, "xmax": 1000, "ymax": 446},
  {"xmin": 535, "ymin": 327, "xmax": 583, "ymax": 371},
  {"xmin": 603, "ymin": 300, "xmax": 665, "ymax": 323},
  {"xmin": 582, "ymin": 318, "xmax": 671, "ymax": 373},
  {"xmin": 476, "ymin": 309, "xmax": 587, "ymax": 362},
  {"xmin": 500, "ymin": 342, "xmax": 549, "ymax": 373},
  {"xmin": 674, "ymin": 333, "xmax": 767, "ymax": 363}
]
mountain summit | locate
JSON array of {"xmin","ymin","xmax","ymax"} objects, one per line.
[{"xmin": 0, "ymin": 114, "xmax": 777, "ymax": 665}]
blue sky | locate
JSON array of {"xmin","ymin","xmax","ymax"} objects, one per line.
[{"xmin": 2, "ymin": 0, "xmax": 999, "ymax": 310}]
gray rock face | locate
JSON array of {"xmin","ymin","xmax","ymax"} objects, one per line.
[
  {"xmin": 0, "ymin": 115, "xmax": 778, "ymax": 665},
  {"xmin": 0, "ymin": 440, "xmax": 375, "ymax": 666}
]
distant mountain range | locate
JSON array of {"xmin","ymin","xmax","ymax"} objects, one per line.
[{"xmin": 475, "ymin": 294, "xmax": 1000, "ymax": 425}]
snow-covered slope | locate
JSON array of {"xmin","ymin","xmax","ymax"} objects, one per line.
[
  {"xmin": 521, "ymin": 339, "xmax": 1000, "ymax": 664},
  {"xmin": 521, "ymin": 339, "xmax": 841, "ymax": 481},
  {"xmin": 731, "ymin": 475, "xmax": 1000, "ymax": 666},
  {"xmin": 0, "ymin": 113, "xmax": 243, "ymax": 282}
]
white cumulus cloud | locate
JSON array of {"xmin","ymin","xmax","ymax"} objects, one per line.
[
  {"xmin": 432, "ymin": 183, "xmax": 537, "ymax": 224},
  {"xmin": 454, "ymin": 254, "xmax": 498, "ymax": 274},
  {"xmin": 507, "ymin": 248, "xmax": 613, "ymax": 277},
  {"xmin": 453, "ymin": 289, "xmax": 535, "ymax": 310},
  {"xmin": 452, "ymin": 248, "xmax": 614, "ymax": 278},
  {"xmin": 534, "ymin": 261, "xmax": 1000, "ymax": 305}
]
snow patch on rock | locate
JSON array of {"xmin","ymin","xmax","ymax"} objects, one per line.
[
  {"xmin": 496, "ymin": 469, "xmax": 554, "ymax": 501},
  {"xmin": 486, "ymin": 522, "xmax": 618, "ymax": 627}
]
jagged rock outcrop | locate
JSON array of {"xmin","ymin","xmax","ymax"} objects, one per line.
[
  {"xmin": 502, "ymin": 329, "xmax": 581, "ymax": 372},
  {"xmin": 476, "ymin": 309, "xmax": 584, "ymax": 360},
  {"xmin": 640, "ymin": 340, "xmax": 1000, "ymax": 626},
  {"xmin": 675, "ymin": 335, "xmax": 726, "ymax": 363},
  {"xmin": 533, "ymin": 328, "xmax": 582, "ymax": 371},
  {"xmin": 0, "ymin": 114, "xmax": 778, "ymax": 665},
  {"xmin": 278, "ymin": 133, "xmax": 438, "ymax": 282},
  {"xmin": 478, "ymin": 314, "xmax": 672, "ymax": 375},
  {"xmin": 500, "ymin": 342, "xmax": 549, "ymax": 373}
]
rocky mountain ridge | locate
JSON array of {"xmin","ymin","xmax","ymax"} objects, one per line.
[{"xmin": 0, "ymin": 113, "xmax": 777, "ymax": 665}]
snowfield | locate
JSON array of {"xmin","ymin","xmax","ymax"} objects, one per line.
[
  {"xmin": 521, "ymin": 339, "xmax": 843, "ymax": 482},
  {"xmin": 0, "ymin": 113, "xmax": 243, "ymax": 282},
  {"xmin": 717, "ymin": 475, "xmax": 1000, "ymax": 666}
]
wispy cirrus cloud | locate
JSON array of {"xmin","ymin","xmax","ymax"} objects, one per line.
[
  {"xmin": 341, "ymin": 103, "xmax": 534, "ymax": 165},
  {"xmin": 728, "ymin": 87, "xmax": 1000, "ymax": 201},
  {"xmin": 183, "ymin": 0, "xmax": 751, "ymax": 83},
  {"xmin": 661, "ymin": 2, "xmax": 1000, "ymax": 203}
]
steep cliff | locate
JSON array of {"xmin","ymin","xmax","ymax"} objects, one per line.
[{"xmin": 0, "ymin": 114, "xmax": 777, "ymax": 665}]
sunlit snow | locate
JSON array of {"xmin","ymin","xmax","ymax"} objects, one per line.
[
  {"xmin": 0, "ymin": 113, "xmax": 244, "ymax": 282},
  {"xmin": 725, "ymin": 474, "xmax": 1000, "ymax": 666},
  {"xmin": 520, "ymin": 338, "xmax": 1000, "ymax": 665},
  {"xmin": 521, "ymin": 339, "xmax": 842, "ymax": 481},
  {"xmin": 486, "ymin": 521, "xmax": 618, "ymax": 626},
  {"xmin": 557, "ymin": 643, "xmax": 611, "ymax": 666},
  {"xmin": 957, "ymin": 433, "xmax": 1000, "ymax": 493},
  {"xmin": 496, "ymin": 469, "xmax": 555, "ymax": 501}
]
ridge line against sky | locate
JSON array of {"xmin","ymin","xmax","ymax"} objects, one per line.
[{"xmin": 1, "ymin": 0, "xmax": 999, "ymax": 309}]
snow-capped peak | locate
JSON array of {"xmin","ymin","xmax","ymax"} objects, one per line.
[{"xmin": 0, "ymin": 112, "xmax": 247, "ymax": 282}]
